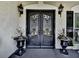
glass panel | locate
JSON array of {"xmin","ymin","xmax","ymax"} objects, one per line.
[
  {"xmin": 74, "ymin": 13, "xmax": 79, "ymax": 44},
  {"xmin": 30, "ymin": 14, "xmax": 39, "ymax": 36},
  {"xmin": 75, "ymin": 13, "xmax": 79, "ymax": 28},
  {"xmin": 75, "ymin": 29, "xmax": 79, "ymax": 44},
  {"xmin": 43, "ymin": 14, "xmax": 52, "ymax": 36}
]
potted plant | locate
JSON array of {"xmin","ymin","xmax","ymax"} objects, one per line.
[
  {"xmin": 58, "ymin": 29, "xmax": 69, "ymax": 55},
  {"xmin": 14, "ymin": 27, "xmax": 27, "ymax": 56}
]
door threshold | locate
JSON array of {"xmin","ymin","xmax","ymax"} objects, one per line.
[{"xmin": 26, "ymin": 46, "xmax": 54, "ymax": 49}]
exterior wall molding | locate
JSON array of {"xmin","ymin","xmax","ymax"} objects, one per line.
[{"xmin": 20, "ymin": 3, "xmax": 62, "ymax": 49}]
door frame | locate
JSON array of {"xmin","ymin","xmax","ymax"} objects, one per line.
[{"xmin": 26, "ymin": 9, "xmax": 55, "ymax": 48}]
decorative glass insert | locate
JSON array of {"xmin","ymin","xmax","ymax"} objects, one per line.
[
  {"xmin": 30, "ymin": 14, "xmax": 39, "ymax": 36},
  {"xmin": 75, "ymin": 13, "xmax": 79, "ymax": 28},
  {"xmin": 43, "ymin": 14, "xmax": 52, "ymax": 36}
]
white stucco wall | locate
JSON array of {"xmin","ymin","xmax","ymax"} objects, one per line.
[
  {"xmin": 0, "ymin": 1, "xmax": 79, "ymax": 58},
  {"xmin": 0, "ymin": 2, "xmax": 42, "ymax": 58},
  {"xmin": 0, "ymin": 2, "xmax": 19, "ymax": 58}
]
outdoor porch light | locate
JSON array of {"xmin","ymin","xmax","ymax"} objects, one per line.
[
  {"xmin": 58, "ymin": 4, "xmax": 64, "ymax": 17},
  {"xmin": 17, "ymin": 3, "xmax": 23, "ymax": 16}
]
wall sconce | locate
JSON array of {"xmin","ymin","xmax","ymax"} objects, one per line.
[
  {"xmin": 58, "ymin": 4, "xmax": 64, "ymax": 17},
  {"xmin": 17, "ymin": 3, "xmax": 23, "ymax": 16}
]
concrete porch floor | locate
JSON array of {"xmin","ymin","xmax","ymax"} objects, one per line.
[{"xmin": 10, "ymin": 49, "xmax": 79, "ymax": 58}]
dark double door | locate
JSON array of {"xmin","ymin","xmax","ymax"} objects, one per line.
[{"xmin": 26, "ymin": 10, "xmax": 55, "ymax": 48}]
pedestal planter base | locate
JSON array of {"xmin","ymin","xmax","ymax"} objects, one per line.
[
  {"xmin": 60, "ymin": 40, "xmax": 69, "ymax": 55},
  {"xmin": 60, "ymin": 49, "xmax": 68, "ymax": 55},
  {"xmin": 15, "ymin": 48, "xmax": 25, "ymax": 56}
]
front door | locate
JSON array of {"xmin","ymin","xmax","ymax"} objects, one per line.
[{"xmin": 26, "ymin": 10, "xmax": 55, "ymax": 48}]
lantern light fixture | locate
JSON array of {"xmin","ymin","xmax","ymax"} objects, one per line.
[
  {"xmin": 58, "ymin": 4, "xmax": 64, "ymax": 17},
  {"xmin": 17, "ymin": 3, "xmax": 23, "ymax": 16}
]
